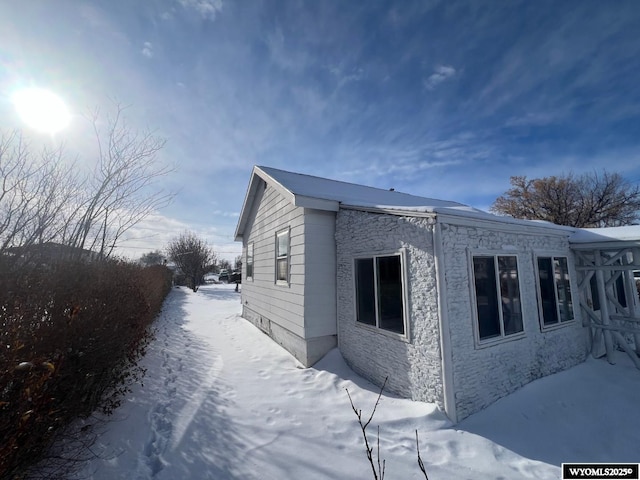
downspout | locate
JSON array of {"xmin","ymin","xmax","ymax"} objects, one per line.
[{"xmin": 432, "ymin": 220, "xmax": 457, "ymax": 423}]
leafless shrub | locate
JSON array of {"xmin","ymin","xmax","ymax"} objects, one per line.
[
  {"xmin": 416, "ymin": 430, "xmax": 429, "ymax": 479},
  {"xmin": 346, "ymin": 378, "xmax": 388, "ymax": 480},
  {"xmin": 347, "ymin": 378, "xmax": 431, "ymax": 480}
]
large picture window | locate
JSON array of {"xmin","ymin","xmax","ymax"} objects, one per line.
[
  {"xmin": 246, "ymin": 242, "xmax": 254, "ymax": 279},
  {"xmin": 355, "ymin": 254, "xmax": 406, "ymax": 335},
  {"xmin": 275, "ymin": 229, "xmax": 289, "ymax": 283},
  {"xmin": 537, "ymin": 256, "xmax": 574, "ymax": 327},
  {"xmin": 472, "ymin": 255, "xmax": 523, "ymax": 341}
]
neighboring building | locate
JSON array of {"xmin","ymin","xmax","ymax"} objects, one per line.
[
  {"xmin": 235, "ymin": 166, "xmax": 640, "ymax": 422},
  {"xmin": 4, "ymin": 241, "xmax": 100, "ymax": 265}
]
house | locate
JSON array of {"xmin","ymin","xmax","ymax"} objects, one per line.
[
  {"xmin": 235, "ymin": 166, "xmax": 640, "ymax": 422},
  {"xmin": 4, "ymin": 241, "xmax": 101, "ymax": 266}
]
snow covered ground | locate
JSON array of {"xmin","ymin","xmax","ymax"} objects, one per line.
[{"xmin": 69, "ymin": 284, "xmax": 640, "ymax": 480}]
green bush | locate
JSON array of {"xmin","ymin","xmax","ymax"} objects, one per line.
[{"xmin": 0, "ymin": 260, "xmax": 172, "ymax": 478}]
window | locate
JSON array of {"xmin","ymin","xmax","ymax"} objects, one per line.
[
  {"xmin": 355, "ymin": 254, "xmax": 406, "ymax": 335},
  {"xmin": 275, "ymin": 229, "xmax": 289, "ymax": 283},
  {"xmin": 537, "ymin": 256, "xmax": 574, "ymax": 327},
  {"xmin": 588, "ymin": 261, "xmax": 627, "ymax": 312},
  {"xmin": 472, "ymin": 255, "xmax": 523, "ymax": 341},
  {"xmin": 246, "ymin": 242, "xmax": 254, "ymax": 279}
]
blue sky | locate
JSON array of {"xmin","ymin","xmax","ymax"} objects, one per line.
[{"xmin": 2, "ymin": 0, "xmax": 640, "ymax": 260}]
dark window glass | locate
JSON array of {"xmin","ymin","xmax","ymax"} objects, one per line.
[
  {"xmin": 554, "ymin": 257, "xmax": 574, "ymax": 322},
  {"xmin": 473, "ymin": 256, "xmax": 501, "ymax": 339},
  {"xmin": 499, "ymin": 256, "xmax": 523, "ymax": 335},
  {"xmin": 538, "ymin": 257, "xmax": 559, "ymax": 325},
  {"xmin": 377, "ymin": 256, "xmax": 404, "ymax": 334},
  {"xmin": 355, "ymin": 258, "xmax": 376, "ymax": 326},
  {"xmin": 590, "ymin": 275, "xmax": 600, "ymax": 311},
  {"xmin": 615, "ymin": 273, "xmax": 627, "ymax": 308}
]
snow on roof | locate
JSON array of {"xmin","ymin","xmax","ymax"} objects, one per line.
[
  {"xmin": 258, "ymin": 165, "xmax": 478, "ymax": 213},
  {"xmin": 569, "ymin": 225, "xmax": 640, "ymax": 245},
  {"xmin": 256, "ymin": 166, "xmax": 578, "ymax": 229},
  {"xmin": 235, "ymin": 165, "xmax": 574, "ymax": 240}
]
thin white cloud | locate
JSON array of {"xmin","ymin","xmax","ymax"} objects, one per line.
[
  {"xmin": 424, "ymin": 65, "xmax": 456, "ymax": 90},
  {"xmin": 141, "ymin": 41, "xmax": 154, "ymax": 58},
  {"xmin": 115, "ymin": 211, "xmax": 240, "ymax": 262},
  {"xmin": 212, "ymin": 210, "xmax": 240, "ymax": 218},
  {"xmin": 179, "ymin": 0, "xmax": 223, "ymax": 20}
]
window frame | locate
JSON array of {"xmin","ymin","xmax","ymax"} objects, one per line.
[
  {"xmin": 470, "ymin": 252, "xmax": 525, "ymax": 347},
  {"xmin": 275, "ymin": 228, "xmax": 290, "ymax": 285},
  {"xmin": 534, "ymin": 253, "xmax": 576, "ymax": 331},
  {"xmin": 246, "ymin": 242, "xmax": 254, "ymax": 280},
  {"xmin": 352, "ymin": 250, "xmax": 409, "ymax": 341}
]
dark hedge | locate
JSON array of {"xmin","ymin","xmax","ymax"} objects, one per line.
[{"xmin": 0, "ymin": 260, "xmax": 172, "ymax": 478}]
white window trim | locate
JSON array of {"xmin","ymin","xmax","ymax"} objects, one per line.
[
  {"xmin": 352, "ymin": 249, "xmax": 410, "ymax": 342},
  {"xmin": 246, "ymin": 242, "xmax": 254, "ymax": 281},
  {"xmin": 534, "ymin": 252, "xmax": 577, "ymax": 332},
  {"xmin": 275, "ymin": 228, "xmax": 290, "ymax": 286},
  {"xmin": 468, "ymin": 250, "xmax": 526, "ymax": 349}
]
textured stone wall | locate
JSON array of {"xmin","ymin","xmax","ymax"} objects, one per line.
[
  {"xmin": 336, "ymin": 209, "xmax": 589, "ymax": 421},
  {"xmin": 439, "ymin": 222, "xmax": 589, "ymax": 420},
  {"xmin": 336, "ymin": 209, "xmax": 445, "ymax": 408}
]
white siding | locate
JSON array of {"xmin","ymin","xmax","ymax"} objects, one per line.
[
  {"xmin": 240, "ymin": 182, "xmax": 337, "ymax": 365},
  {"xmin": 303, "ymin": 210, "xmax": 337, "ymax": 338},
  {"xmin": 242, "ymin": 182, "xmax": 305, "ymax": 337}
]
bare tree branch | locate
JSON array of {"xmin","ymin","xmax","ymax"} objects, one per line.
[
  {"xmin": 416, "ymin": 430, "xmax": 429, "ymax": 479},
  {"xmin": 0, "ymin": 102, "xmax": 173, "ymax": 268},
  {"xmin": 346, "ymin": 377, "xmax": 388, "ymax": 480}
]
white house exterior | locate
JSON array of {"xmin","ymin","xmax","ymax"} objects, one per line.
[
  {"xmin": 235, "ymin": 166, "xmax": 639, "ymax": 422},
  {"xmin": 234, "ymin": 167, "xmax": 338, "ymax": 366}
]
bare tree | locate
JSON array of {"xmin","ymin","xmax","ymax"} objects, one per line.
[
  {"xmin": 0, "ymin": 131, "xmax": 80, "ymax": 263},
  {"xmin": 166, "ymin": 232, "xmax": 216, "ymax": 292},
  {"xmin": 491, "ymin": 171, "xmax": 640, "ymax": 227},
  {"xmin": 66, "ymin": 104, "xmax": 172, "ymax": 259},
  {"xmin": 0, "ymin": 103, "xmax": 172, "ymax": 266},
  {"xmin": 218, "ymin": 259, "xmax": 232, "ymax": 272},
  {"xmin": 139, "ymin": 250, "xmax": 166, "ymax": 266}
]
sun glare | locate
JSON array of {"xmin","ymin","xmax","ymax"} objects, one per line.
[{"xmin": 12, "ymin": 87, "xmax": 71, "ymax": 134}]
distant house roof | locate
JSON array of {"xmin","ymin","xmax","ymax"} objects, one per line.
[
  {"xmin": 235, "ymin": 166, "xmax": 577, "ymax": 241},
  {"xmin": 4, "ymin": 242, "xmax": 100, "ymax": 263}
]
